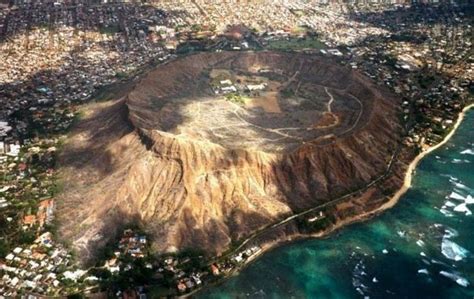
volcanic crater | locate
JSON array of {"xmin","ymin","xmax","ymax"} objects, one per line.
[
  {"xmin": 58, "ymin": 51, "xmax": 403, "ymax": 261},
  {"xmin": 127, "ymin": 51, "xmax": 365, "ymax": 153}
]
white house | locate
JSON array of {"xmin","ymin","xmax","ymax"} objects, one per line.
[
  {"xmin": 246, "ymin": 83, "xmax": 267, "ymax": 91},
  {"xmin": 221, "ymin": 86, "xmax": 237, "ymax": 93},
  {"xmin": 0, "ymin": 121, "xmax": 12, "ymax": 137},
  {"xmin": 7, "ymin": 144, "xmax": 21, "ymax": 157}
]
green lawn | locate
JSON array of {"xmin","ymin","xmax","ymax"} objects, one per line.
[
  {"xmin": 224, "ymin": 93, "xmax": 246, "ymax": 105},
  {"xmin": 266, "ymin": 37, "xmax": 326, "ymax": 51}
]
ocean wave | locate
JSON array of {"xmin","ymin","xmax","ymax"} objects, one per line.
[
  {"xmin": 439, "ymin": 271, "xmax": 470, "ymax": 287},
  {"xmin": 439, "ymin": 208, "xmax": 454, "ymax": 217},
  {"xmin": 452, "ymin": 182, "xmax": 473, "ymax": 193},
  {"xmin": 460, "ymin": 149, "xmax": 474, "ymax": 155},
  {"xmin": 441, "ymin": 238, "xmax": 470, "ymax": 261},
  {"xmin": 451, "ymin": 159, "xmax": 470, "ymax": 164},
  {"xmin": 453, "ymin": 203, "xmax": 472, "ymax": 216},
  {"xmin": 449, "ymin": 191, "xmax": 466, "ymax": 201},
  {"xmin": 418, "ymin": 269, "xmax": 429, "ymax": 275}
]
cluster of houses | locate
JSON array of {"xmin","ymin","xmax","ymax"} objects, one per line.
[
  {"xmin": 0, "ymin": 136, "xmax": 93, "ymax": 296},
  {"xmin": 342, "ymin": 3, "xmax": 472, "ymax": 149},
  {"xmin": 286, "ymin": 2, "xmax": 391, "ymax": 47},
  {"xmin": 0, "ymin": 5, "xmax": 184, "ymax": 295},
  {"xmin": 0, "ymin": 136, "xmax": 58, "ymax": 216},
  {"xmin": 153, "ymin": 256, "xmax": 205, "ymax": 294},
  {"xmin": 0, "ymin": 2, "xmax": 190, "ymax": 296},
  {"xmin": 0, "ymin": 232, "xmax": 89, "ymax": 297},
  {"xmin": 175, "ymin": 271, "xmax": 203, "ymax": 293},
  {"xmin": 158, "ymin": 0, "xmax": 390, "ymax": 47},
  {"xmin": 118, "ymin": 229, "xmax": 147, "ymax": 259},
  {"xmin": 22, "ymin": 199, "xmax": 55, "ymax": 230},
  {"xmin": 231, "ymin": 246, "xmax": 262, "ymax": 264},
  {"xmin": 0, "ymin": 123, "xmax": 87, "ymax": 295},
  {"xmin": 0, "ymin": 1, "xmax": 182, "ymax": 123},
  {"xmin": 105, "ymin": 229, "xmax": 149, "ymax": 274},
  {"xmin": 159, "ymin": 0, "xmax": 297, "ymax": 34},
  {"xmin": 213, "ymin": 78, "xmax": 268, "ymax": 96},
  {"xmin": 169, "ymin": 244, "xmax": 262, "ymax": 294}
]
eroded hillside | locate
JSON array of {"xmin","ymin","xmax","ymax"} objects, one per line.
[{"xmin": 57, "ymin": 51, "xmax": 403, "ymax": 261}]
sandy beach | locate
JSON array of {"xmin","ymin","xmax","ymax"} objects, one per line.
[{"xmin": 378, "ymin": 103, "xmax": 474, "ymax": 212}]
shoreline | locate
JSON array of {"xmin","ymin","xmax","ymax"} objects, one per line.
[
  {"xmin": 376, "ymin": 102, "xmax": 474, "ymax": 212},
  {"xmin": 324, "ymin": 103, "xmax": 474, "ymax": 234},
  {"xmin": 192, "ymin": 103, "xmax": 474, "ymax": 297}
]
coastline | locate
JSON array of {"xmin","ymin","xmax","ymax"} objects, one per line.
[
  {"xmin": 377, "ymin": 102, "xmax": 474, "ymax": 212},
  {"xmin": 192, "ymin": 103, "xmax": 474, "ymax": 297},
  {"xmin": 322, "ymin": 103, "xmax": 474, "ymax": 235}
]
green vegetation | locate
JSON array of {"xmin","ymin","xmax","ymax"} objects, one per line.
[
  {"xmin": 266, "ymin": 37, "xmax": 326, "ymax": 51},
  {"xmin": 176, "ymin": 41, "xmax": 206, "ymax": 55},
  {"xmin": 0, "ymin": 239, "xmax": 10, "ymax": 258},
  {"xmin": 18, "ymin": 230, "xmax": 36, "ymax": 244},
  {"xmin": 298, "ymin": 215, "xmax": 333, "ymax": 233},
  {"xmin": 414, "ymin": 109, "xmax": 431, "ymax": 124},
  {"xmin": 115, "ymin": 71, "xmax": 128, "ymax": 79},
  {"xmin": 224, "ymin": 93, "xmax": 246, "ymax": 105},
  {"xmin": 106, "ymin": 257, "xmax": 155, "ymax": 290},
  {"xmin": 99, "ymin": 25, "xmax": 121, "ymax": 35},
  {"xmin": 432, "ymin": 123, "xmax": 447, "ymax": 136},
  {"xmin": 48, "ymin": 179, "xmax": 65, "ymax": 197},
  {"xmin": 384, "ymin": 54, "xmax": 398, "ymax": 68},
  {"xmin": 417, "ymin": 73, "xmax": 436, "ymax": 89},
  {"xmin": 175, "ymin": 248, "xmax": 207, "ymax": 271},
  {"xmin": 191, "ymin": 24, "xmax": 203, "ymax": 32},
  {"xmin": 280, "ymin": 88, "xmax": 295, "ymax": 98},
  {"xmin": 174, "ymin": 24, "xmax": 186, "ymax": 31}
]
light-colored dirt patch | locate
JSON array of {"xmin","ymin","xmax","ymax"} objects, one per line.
[
  {"xmin": 248, "ymin": 64, "xmax": 272, "ymax": 73},
  {"xmin": 210, "ymin": 69, "xmax": 233, "ymax": 79}
]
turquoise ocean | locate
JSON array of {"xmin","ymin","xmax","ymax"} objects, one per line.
[{"xmin": 198, "ymin": 110, "xmax": 474, "ymax": 299}]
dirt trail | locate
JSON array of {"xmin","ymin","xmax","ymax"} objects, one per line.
[{"xmin": 324, "ymin": 87, "xmax": 335, "ymax": 113}]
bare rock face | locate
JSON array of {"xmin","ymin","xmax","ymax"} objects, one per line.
[{"xmin": 57, "ymin": 51, "xmax": 402, "ymax": 260}]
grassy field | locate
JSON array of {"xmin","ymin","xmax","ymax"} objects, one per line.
[
  {"xmin": 224, "ymin": 93, "xmax": 247, "ymax": 105},
  {"xmin": 266, "ymin": 37, "xmax": 326, "ymax": 51}
]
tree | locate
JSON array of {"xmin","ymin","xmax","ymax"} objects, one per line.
[
  {"xmin": 0, "ymin": 239, "xmax": 10, "ymax": 258},
  {"xmin": 19, "ymin": 230, "xmax": 36, "ymax": 244}
]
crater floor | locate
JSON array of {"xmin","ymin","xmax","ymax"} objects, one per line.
[{"xmin": 127, "ymin": 51, "xmax": 371, "ymax": 153}]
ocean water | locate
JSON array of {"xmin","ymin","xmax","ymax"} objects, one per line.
[{"xmin": 198, "ymin": 110, "xmax": 474, "ymax": 299}]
